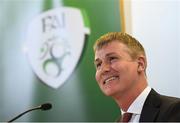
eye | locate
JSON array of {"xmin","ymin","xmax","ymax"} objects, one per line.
[
  {"xmin": 95, "ymin": 62, "xmax": 101, "ymax": 69},
  {"xmin": 109, "ymin": 56, "xmax": 118, "ymax": 62}
]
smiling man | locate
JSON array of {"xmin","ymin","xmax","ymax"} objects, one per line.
[{"xmin": 93, "ymin": 32, "xmax": 180, "ymax": 122}]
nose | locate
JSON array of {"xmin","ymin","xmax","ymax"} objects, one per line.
[{"xmin": 100, "ymin": 63, "xmax": 111, "ymax": 74}]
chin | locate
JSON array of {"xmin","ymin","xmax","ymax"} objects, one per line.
[
  {"xmin": 103, "ymin": 90, "xmax": 116, "ymax": 97},
  {"xmin": 103, "ymin": 88, "xmax": 122, "ymax": 97}
]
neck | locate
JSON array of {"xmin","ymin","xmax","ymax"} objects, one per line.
[{"xmin": 113, "ymin": 78, "xmax": 148, "ymax": 112}]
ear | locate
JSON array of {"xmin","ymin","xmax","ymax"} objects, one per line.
[{"xmin": 137, "ymin": 55, "xmax": 147, "ymax": 73}]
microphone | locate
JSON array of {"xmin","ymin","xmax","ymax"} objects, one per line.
[{"xmin": 8, "ymin": 103, "xmax": 52, "ymax": 122}]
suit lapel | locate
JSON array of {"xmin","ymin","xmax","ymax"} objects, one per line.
[{"xmin": 139, "ymin": 89, "xmax": 161, "ymax": 122}]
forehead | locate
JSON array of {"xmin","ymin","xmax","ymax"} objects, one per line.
[{"xmin": 94, "ymin": 42, "xmax": 129, "ymax": 60}]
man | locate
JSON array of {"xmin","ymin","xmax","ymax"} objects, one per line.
[{"xmin": 93, "ymin": 32, "xmax": 180, "ymax": 122}]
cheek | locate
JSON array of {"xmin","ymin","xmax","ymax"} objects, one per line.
[
  {"xmin": 111, "ymin": 62, "xmax": 122, "ymax": 71},
  {"xmin": 111, "ymin": 62, "xmax": 134, "ymax": 75},
  {"xmin": 95, "ymin": 71, "xmax": 100, "ymax": 82}
]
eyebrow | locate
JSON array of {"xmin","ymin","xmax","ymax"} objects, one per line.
[{"xmin": 106, "ymin": 52, "xmax": 117, "ymax": 57}]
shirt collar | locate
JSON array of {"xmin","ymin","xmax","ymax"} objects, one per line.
[{"xmin": 121, "ymin": 86, "xmax": 151, "ymax": 115}]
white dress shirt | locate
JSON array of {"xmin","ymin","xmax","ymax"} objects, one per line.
[{"xmin": 121, "ymin": 86, "xmax": 151, "ymax": 122}]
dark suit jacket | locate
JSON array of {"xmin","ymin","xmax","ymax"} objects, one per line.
[{"xmin": 139, "ymin": 89, "xmax": 180, "ymax": 122}]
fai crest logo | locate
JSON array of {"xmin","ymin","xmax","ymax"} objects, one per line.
[{"xmin": 25, "ymin": 7, "xmax": 90, "ymax": 88}]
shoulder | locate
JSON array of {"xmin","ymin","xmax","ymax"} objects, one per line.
[
  {"xmin": 159, "ymin": 93, "xmax": 180, "ymax": 110},
  {"xmin": 140, "ymin": 89, "xmax": 180, "ymax": 122},
  {"xmin": 153, "ymin": 90, "xmax": 180, "ymax": 121},
  {"xmin": 160, "ymin": 94, "xmax": 180, "ymax": 106},
  {"xmin": 149, "ymin": 89, "xmax": 180, "ymax": 110},
  {"xmin": 147, "ymin": 88, "xmax": 180, "ymax": 105}
]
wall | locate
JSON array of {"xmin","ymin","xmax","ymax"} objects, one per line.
[{"xmin": 129, "ymin": 0, "xmax": 180, "ymax": 97}]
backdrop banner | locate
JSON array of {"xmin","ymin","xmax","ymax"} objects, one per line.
[{"xmin": 0, "ymin": 0, "xmax": 122, "ymax": 121}]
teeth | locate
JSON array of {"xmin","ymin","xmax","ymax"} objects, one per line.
[{"xmin": 104, "ymin": 76, "xmax": 117, "ymax": 84}]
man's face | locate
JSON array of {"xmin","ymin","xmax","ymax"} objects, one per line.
[{"xmin": 94, "ymin": 41, "xmax": 140, "ymax": 97}]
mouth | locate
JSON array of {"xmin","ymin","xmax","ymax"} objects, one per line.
[{"xmin": 103, "ymin": 76, "xmax": 119, "ymax": 85}]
